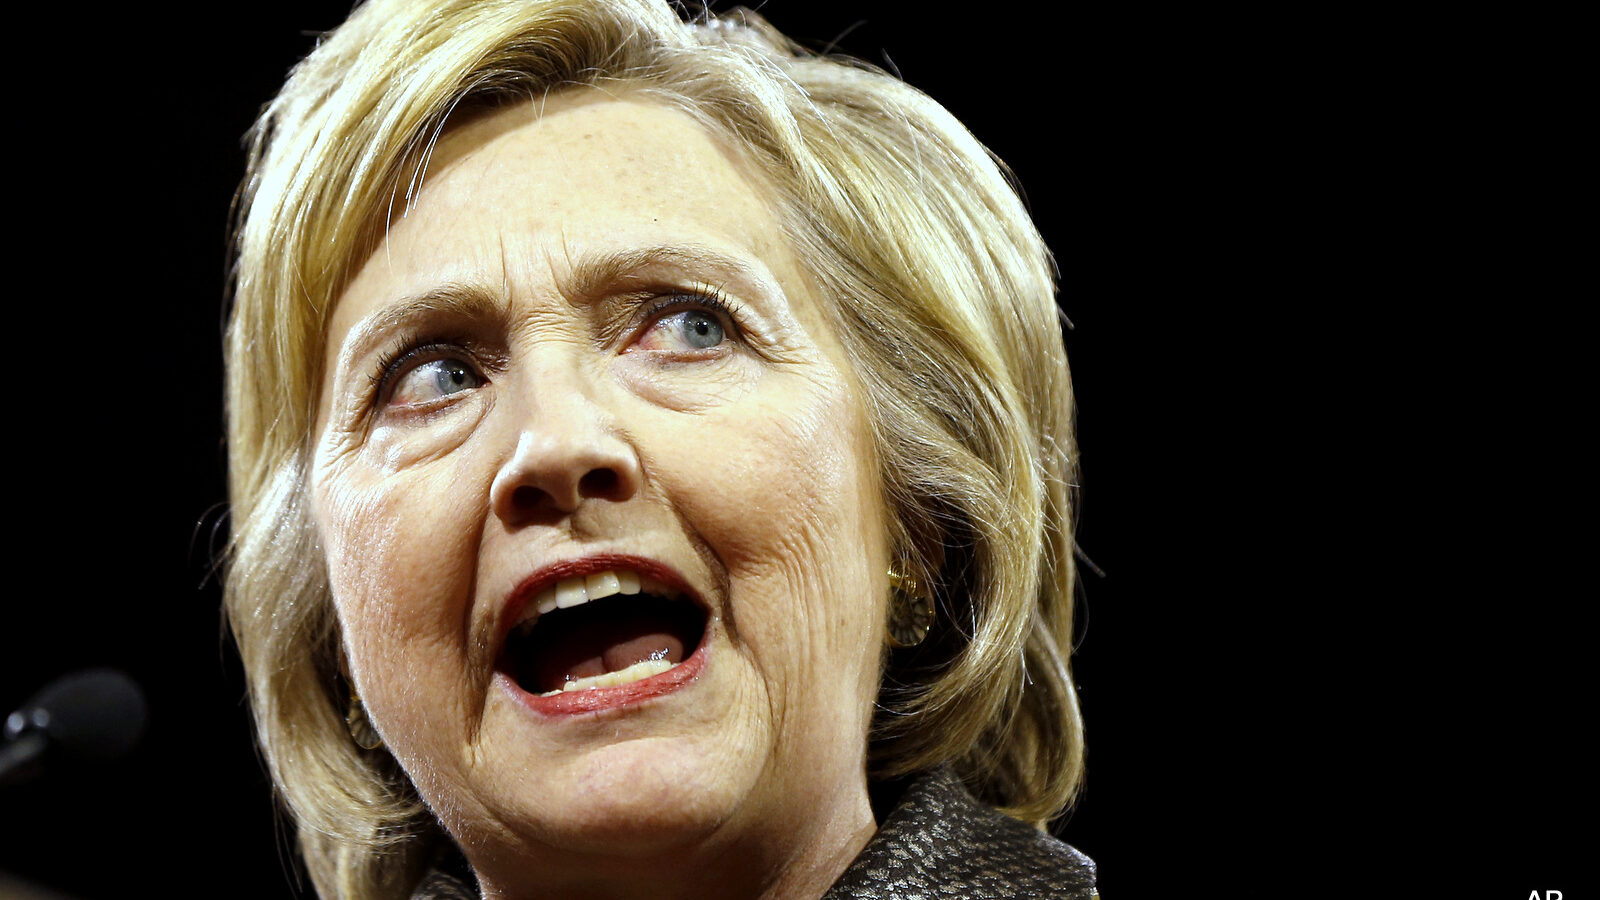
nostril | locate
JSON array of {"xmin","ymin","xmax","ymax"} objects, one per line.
[
  {"xmin": 492, "ymin": 430, "xmax": 639, "ymax": 522},
  {"xmin": 579, "ymin": 468, "xmax": 620, "ymax": 498},
  {"xmin": 510, "ymin": 485, "xmax": 544, "ymax": 510}
]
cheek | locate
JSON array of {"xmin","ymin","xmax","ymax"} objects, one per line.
[
  {"xmin": 313, "ymin": 452, "xmax": 490, "ymax": 717},
  {"xmin": 713, "ymin": 395, "xmax": 869, "ymax": 565},
  {"xmin": 668, "ymin": 380, "xmax": 886, "ymax": 670}
]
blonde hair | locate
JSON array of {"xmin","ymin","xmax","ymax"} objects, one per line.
[{"xmin": 225, "ymin": 2, "xmax": 1082, "ymax": 896}]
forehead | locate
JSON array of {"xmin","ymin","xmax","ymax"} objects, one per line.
[{"xmin": 331, "ymin": 90, "xmax": 807, "ymax": 330}]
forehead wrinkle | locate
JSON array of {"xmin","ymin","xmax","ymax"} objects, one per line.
[
  {"xmin": 498, "ymin": 230, "xmax": 513, "ymax": 306},
  {"xmin": 547, "ymin": 223, "xmax": 584, "ymax": 311}
]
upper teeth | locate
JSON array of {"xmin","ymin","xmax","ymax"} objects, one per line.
[{"xmin": 514, "ymin": 568, "xmax": 676, "ymax": 631}]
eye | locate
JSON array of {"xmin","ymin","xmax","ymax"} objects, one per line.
[
  {"xmin": 663, "ymin": 309, "xmax": 725, "ymax": 349},
  {"xmin": 631, "ymin": 294, "xmax": 740, "ymax": 354},
  {"xmin": 388, "ymin": 356, "xmax": 483, "ymax": 407}
]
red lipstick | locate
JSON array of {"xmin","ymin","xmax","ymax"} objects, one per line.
[
  {"xmin": 496, "ymin": 553, "xmax": 710, "ymax": 716},
  {"xmin": 498, "ymin": 638, "xmax": 707, "ymax": 716}
]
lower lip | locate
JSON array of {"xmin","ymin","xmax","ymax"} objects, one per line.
[{"xmin": 500, "ymin": 639, "xmax": 709, "ymax": 716}]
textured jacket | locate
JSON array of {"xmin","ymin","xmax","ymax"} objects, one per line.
[{"xmin": 413, "ymin": 767, "xmax": 1096, "ymax": 899}]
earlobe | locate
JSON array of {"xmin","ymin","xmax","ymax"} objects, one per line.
[
  {"xmin": 345, "ymin": 688, "xmax": 385, "ymax": 751},
  {"xmin": 335, "ymin": 640, "xmax": 383, "ymax": 750},
  {"xmin": 886, "ymin": 565, "xmax": 936, "ymax": 649},
  {"xmin": 884, "ymin": 518, "xmax": 947, "ymax": 650}
]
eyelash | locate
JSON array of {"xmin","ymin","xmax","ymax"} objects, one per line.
[
  {"xmin": 639, "ymin": 289, "xmax": 744, "ymax": 341},
  {"xmin": 368, "ymin": 337, "xmax": 482, "ymax": 409},
  {"xmin": 366, "ymin": 290, "xmax": 746, "ymax": 408}
]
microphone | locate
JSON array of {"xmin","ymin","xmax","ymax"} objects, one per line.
[{"xmin": 0, "ymin": 669, "xmax": 147, "ymax": 788}]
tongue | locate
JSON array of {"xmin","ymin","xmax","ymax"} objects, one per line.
[
  {"xmin": 603, "ymin": 632, "xmax": 685, "ymax": 672},
  {"xmin": 530, "ymin": 599, "xmax": 690, "ymax": 693}
]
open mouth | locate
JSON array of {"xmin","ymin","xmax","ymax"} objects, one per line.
[{"xmin": 499, "ymin": 567, "xmax": 708, "ymax": 698}]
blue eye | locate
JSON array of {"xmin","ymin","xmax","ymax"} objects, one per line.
[
  {"xmin": 634, "ymin": 295, "xmax": 739, "ymax": 354},
  {"xmin": 675, "ymin": 310, "xmax": 725, "ymax": 349},
  {"xmin": 390, "ymin": 357, "xmax": 482, "ymax": 406}
]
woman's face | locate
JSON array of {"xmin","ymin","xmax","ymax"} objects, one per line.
[{"xmin": 311, "ymin": 92, "xmax": 887, "ymax": 894}]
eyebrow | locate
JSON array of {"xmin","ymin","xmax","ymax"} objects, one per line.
[
  {"xmin": 340, "ymin": 283, "xmax": 509, "ymax": 369},
  {"xmin": 561, "ymin": 243, "xmax": 773, "ymax": 302},
  {"xmin": 339, "ymin": 244, "xmax": 777, "ymax": 366}
]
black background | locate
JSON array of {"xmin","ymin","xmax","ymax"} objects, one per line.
[{"xmin": 0, "ymin": 2, "xmax": 1583, "ymax": 898}]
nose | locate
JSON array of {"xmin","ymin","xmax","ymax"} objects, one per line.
[{"xmin": 489, "ymin": 383, "xmax": 641, "ymax": 525}]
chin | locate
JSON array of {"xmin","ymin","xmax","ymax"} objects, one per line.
[
  {"xmin": 446, "ymin": 701, "xmax": 767, "ymax": 863},
  {"xmin": 566, "ymin": 757, "xmax": 754, "ymax": 851}
]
